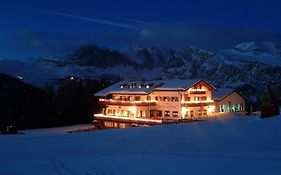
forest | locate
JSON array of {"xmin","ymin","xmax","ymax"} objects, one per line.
[{"xmin": 0, "ymin": 73, "xmax": 116, "ymax": 131}]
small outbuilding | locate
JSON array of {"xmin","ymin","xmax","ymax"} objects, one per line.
[{"xmin": 213, "ymin": 88, "xmax": 246, "ymax": 113}]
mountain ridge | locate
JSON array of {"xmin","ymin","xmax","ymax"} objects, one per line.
[{"xmin": 0, "ymin": 42, "xmax": 281, "ymax": 100}]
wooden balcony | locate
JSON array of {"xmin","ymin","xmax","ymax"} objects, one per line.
[{"xmin": 99, "ymin": 99, "xmax": 157, "ymax": 106}]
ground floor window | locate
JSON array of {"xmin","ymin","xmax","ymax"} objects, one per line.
[
  {"xmin": 198, "ymin": 110, "xmax": 202, "ymax": 116},
  {"xmin": 157, "ymin": 110, "xmax": 162, "ymax": 117},
  {"xmin": 107, "ymin": 109, "xmax": 115, "ymax": 115},
  {"xmin": 184, "ymin": 111, "xmax": 188, "ymax": 118},
  {"xmin": 220, "ymin": 103, "xmax": 244, "ymax": 112},
  {"xmin": 172, "ymin": 111, "xmax": 178, "ymax": 118},
  {"xmin": 190, "ymin": 111, "xmax": 194, "ymax": 118},
  {"xmin": 203, "ymin": 110, "xmax": 207, "ymax": 115},
  {"xmin": 121, "ymin": 110, "xmax": 129, "ymax": 117},
  {"xmin": 150, "ymin": 110, "xmax": 157, "ymax": 117},
  {"xmin": 164, "ymin": 111, "xmax": 170, "ymax": 117}
]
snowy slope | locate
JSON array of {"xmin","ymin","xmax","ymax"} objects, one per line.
[{"xmin": 1, "ymin": 114, "xmax": 281, "ymax": 175}]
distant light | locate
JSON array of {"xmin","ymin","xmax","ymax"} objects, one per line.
[
  {"xmin": 120, "ymin": 85, "xmax": 123, "ymax": 88},
  {"xmin": 16, "ymin": 76, "xmax": 23, "ymax": 80},
  {"xmin": 70, "ymin": 76, "xmax": 74, "ymax": 80},
  {"xmin": 146, "ymin": 85, "xmax": 150, "ymax": 88}
]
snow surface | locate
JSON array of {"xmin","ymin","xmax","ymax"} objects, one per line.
[{"xmin": 1, "ymin": 114, "xmax": 281, "ymax": 175}]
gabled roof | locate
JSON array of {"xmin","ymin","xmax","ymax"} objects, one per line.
[
  {"xmin": 95, "ymin": 79, "xmax": 215, "ymax": 96},
  {"xmin": 213, "ymin": 88, "xmax": 247, "ymax": 101},
  {"xmin": 213, "ymin": 88, "xmax": 235, "ymax": 101}
]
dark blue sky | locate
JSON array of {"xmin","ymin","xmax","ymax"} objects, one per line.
[{"xmin": 1, "ymin": 0, "xmax": 281, "ymax": 59}]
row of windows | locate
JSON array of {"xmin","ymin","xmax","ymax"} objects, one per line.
[
  {"xmin": 107, "ymin": 109, "xmax": 179, "ymax": 118},
  {"xmin": 113, "ymin": 95, "xmax": 207, "ymax": 102},
  {"xmin": 156, "ymin": 110, "xmax": 178, "ymax": 117},
  {"xmin": 113, "ymin": 96, "xmax": 141, "ymax": 101},
  {"xmin": 154, "ymin": 96, "xmax": 179, "ymax": 102},
  {"xmin": 184, "ymin": 96, "xmax": 207, "ymax": 101},
  {"xmin": 184, "ymin": 110, "xmax": 207, "ymax": 117},
  {"xmin": 192, "ymin": 84, "xmax": 203, "ymax": 89},
  {"xmin": 220, "ymin": 103, "xmax": 244, "ymax": 112}
]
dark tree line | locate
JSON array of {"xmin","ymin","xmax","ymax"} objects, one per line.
[{"xmin": 0, "ymin": 73, "xmax": 114, "ymax": 130}]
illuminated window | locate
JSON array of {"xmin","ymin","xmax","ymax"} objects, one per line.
[
  {"xmin": 171, "ymin": 97, "xmax": 179, "ymax": 102},
  {"xmin": 190, "ymin": 111, "xmax": 194, "ymax": 117},
  {"xmin": 203, "ymin": 110, "xmax": 207, "ymax": 115},
  {"xmin": 150, "ymin": 110, "xmax": 157, "ymax": 117},
  {"xmin": 193, "ymin": 84, "xmax": 202, "ymax": 89},
  {"xmin": 164, "ymin": 111, "xmax": 170, "ymax": 117},
  {"xmin": 163, "ymin": 97, "xmax": 170, "ymax": 101},
  {"xmin": 194, "ymin": 97, "xmax": 199, "ymax": 101},
  {"xmin": 147, "ymin": 96, "xmax": 151, "ymax": 101},
  {"xmin": 157, "ymin": 110, "xmax": 162, "ymax": 117},
  {"xmin": 200, "ymin": 96, "xmax": 207, "ymax": 101},
  {"xmin": 184, "ymin": 95, "xmax": 189, "ymax": 101},
  {"xmin": 108, "ymin": 109, "xmax": 116, "ymax": 115},
  {"xmin": 172, "ymin": 111, "xmax": 178, "ymax": 117}
]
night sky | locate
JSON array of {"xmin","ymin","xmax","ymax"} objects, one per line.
[{"xmin": 0, "ymin": 0, "xmax": 281, "ymax": 60}]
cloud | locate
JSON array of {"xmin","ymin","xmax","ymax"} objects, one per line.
[
  {"xmin": 2, "ymin": 12, "xmax": 281, "ymax": 60},
  {"xmin": 45, "ymin": 12, "xmax": 281, "ymax": 50},
  {"xmin": 0, "ymin": 29, "xmax": 92, "ymax": 55}
]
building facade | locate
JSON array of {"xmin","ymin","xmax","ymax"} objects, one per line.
[{"xmin": 94, "ymin": 79, "xmax": 246, "ymax": 126}]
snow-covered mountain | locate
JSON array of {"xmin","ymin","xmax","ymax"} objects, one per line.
[
  {"xmin": 0, "ymin": 45, "xmax": 163, "ymax": 86},
  {"xmin": 0, "ymin": 42, "xmax": 280, "ymax": 99},
  {"xmin": 220, "ymin": 42, "xmax": 281, "ymax": 66},
  {"xmin": 161, "ymin": 42, "xmax": 281, "ymax": 100}
]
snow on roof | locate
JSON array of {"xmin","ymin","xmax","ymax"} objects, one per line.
[
  {"xmin": 213, "ymin": 88, "xmax": 235, "ymax": 100},
  {"xmin": 95, "ymin": 79, "xmax": 203, "ymax": 96},
  {"xmin": 154, "ymin": 79, "xmax": 200, "ymax": 91}
]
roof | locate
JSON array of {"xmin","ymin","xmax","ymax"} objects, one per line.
[
  {"xmin": 153, "ymin": 79, "xmax": 199, "ymax": 91},
  {"xmin": 95, "ymin": 79, "xmax": 213, "ymax": 96},
  {"xmin": 213, "ymin": 88, "xmax": 235, "ymax": 101}
]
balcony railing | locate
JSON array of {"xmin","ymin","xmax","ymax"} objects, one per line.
[{"xmin": 99, "ymin": 99, "xmax": 157, "ymax": 106}]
